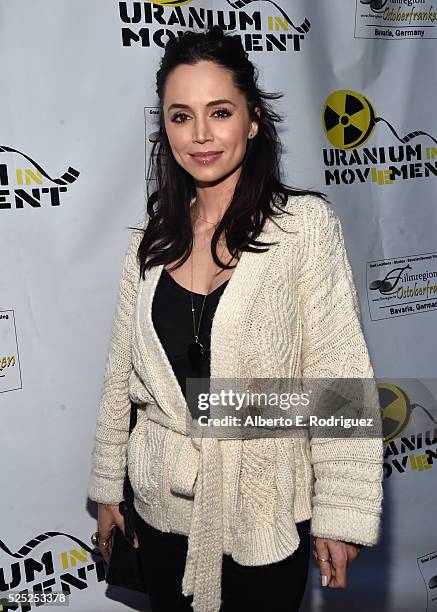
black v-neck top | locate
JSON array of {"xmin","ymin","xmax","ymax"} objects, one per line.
[{"xmin": 151, "ymin": 268, "xmax": 229, "ymax": 403}]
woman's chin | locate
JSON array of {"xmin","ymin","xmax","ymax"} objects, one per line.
[{"xmin": 190, "ymin": 162, "xmax": 243, "ymax": 188}]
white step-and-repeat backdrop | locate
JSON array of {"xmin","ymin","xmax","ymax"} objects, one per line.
[{"xmin": 1, "ymin": 1, "xmax": 436, "ymax": 611}]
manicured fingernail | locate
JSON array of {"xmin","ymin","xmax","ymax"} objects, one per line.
[{"xmin": 321, "ymin": 575, "xmax": 328, "ymax": 587}]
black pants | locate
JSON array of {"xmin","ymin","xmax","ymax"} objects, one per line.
[{"xmin": 135, "ymin": 516, "xmax": 310, "ymax": 612}]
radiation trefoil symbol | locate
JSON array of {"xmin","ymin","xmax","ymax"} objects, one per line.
[
  {"xmin": 378, "ymin": 382, "xmax": 437, "ymax": 443},
  {"xmin": 322, "ymin": 89, "xmax": 437, "ymax": 151},
  {"xmin": 378, "ymin": 383, "xmax": 413, "ymax": 443},
  {"xmin": 323, "ymin": 90, "xmax": 375, "ymax": 150}
]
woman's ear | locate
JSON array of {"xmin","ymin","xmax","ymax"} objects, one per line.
[{"xmin": 249, "ymin": 106, "xmax": 261, "ymax": 139}]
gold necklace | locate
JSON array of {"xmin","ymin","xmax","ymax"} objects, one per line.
[
  {"xmin": 187, "ymin": 240, "xmax": 228, "ymax": 369},
  {"xmin": 195, "ymin": 214, "xmax": 220, "ymax": 225},
  {"xmin": 191, "ymin": 200, "xmax": 222, "ymax": 226}
]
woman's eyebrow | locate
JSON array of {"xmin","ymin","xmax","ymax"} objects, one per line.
[{"xmin": 167, "ymin": 99, "xmax": 236, "ymax": 112}]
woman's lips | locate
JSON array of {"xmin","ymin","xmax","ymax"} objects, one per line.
[{"xmin": 190, "ymin": 152, "xmax": 223, "ymax": 165}]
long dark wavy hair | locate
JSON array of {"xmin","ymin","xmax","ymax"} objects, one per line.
[{"xmin": 133, "ymin": 25, "xmax": 327, "ymax": 279}]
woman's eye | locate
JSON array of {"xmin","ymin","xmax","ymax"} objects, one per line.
[
  {"xmin": 172, "ymin": 113, "xmax": 189, "ymax": 124},
  {"xmin": 213, "ymin": 108, "xmax": 232, "ymax": 119},
  {"xmin": 171, "ymin": 109, "xmax": 232, "ymax": 123}
]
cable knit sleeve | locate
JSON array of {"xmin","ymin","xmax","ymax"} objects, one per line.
[
  {"xmin": 87, "ymin": 226, "xmax": 144, "ymax": 505},
  {"xmin": 299, "ymin": 198, "xmax": 384, "ymax": 546}
]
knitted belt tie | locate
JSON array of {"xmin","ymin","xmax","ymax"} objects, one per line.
[{"xmin": 181, "ymin": 436, "xmax": 224, "ymax": 612}]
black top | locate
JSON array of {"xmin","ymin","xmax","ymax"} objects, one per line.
[{"xmin": 151, "ymin": 268, "xmax": 229, "ymax": 405}]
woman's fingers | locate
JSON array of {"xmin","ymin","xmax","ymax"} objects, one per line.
[
  {"xmin": 329, "ymin": 549, "xmax": 348, "ymax": 588},
  {"xmin": 319, "ymin": 560, "xmax": 332, "ymax": 587},
  {"xmin": 314, "ymin": 538, "xmax": 351, "ymax": 588},
  {"xmin": 313, "ymin": 538, "xmax": 363, "ymax": 589},
  {"xmin": 314, "ymin": 539, "xmax": 332, "ymax": 587},
  {"xmin": 345, "ymin": 542, "xmax": 361, "ymax": 565},
  {"xmin": 130, "ymin": 531, "xmax": 140, "ymax": 548},
  {"xmin": 95, "ymin": 502, "xmax": 140, "ymax": 565},
  {"xmin": 97, "ymin": 503, "xmax": 125, "ymax": 563},
  {"xmin": 99, "ymin": 528, "xmax": 114, "ymax": 564}
]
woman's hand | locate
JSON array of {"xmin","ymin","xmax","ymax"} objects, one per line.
[
  {"xmin": 313, "ymin": 537, "xmax": 362, "ymax": 588},
  {"xmin": 96, "ymin": 503, "xmax": 139, "ymax": 563}
]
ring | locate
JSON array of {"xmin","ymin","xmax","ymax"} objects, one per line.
[
  {"xmin": 91, "ymin": 531, "xmax": 110, "ymax": 548},
  {"xmin": 91, "ymin": 531, "xmax": 100, "ymax": 547},
  {"xmin": 317, "ymin": 557, "xmax": 331, "ymax": 563}
]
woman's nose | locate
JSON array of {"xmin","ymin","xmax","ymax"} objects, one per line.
[{"xmin": 192, "ymin": 119, "xmax": 212, "ymax": 143}]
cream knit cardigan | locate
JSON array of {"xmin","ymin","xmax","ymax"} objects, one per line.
[{"xmin": 88, "ymin": 194, "xmax": 384, "ymax": 612}]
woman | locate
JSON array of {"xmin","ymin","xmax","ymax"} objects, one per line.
[{"xmin": 88, "ymin": 26, "xmax": 383, "ymax": 612}]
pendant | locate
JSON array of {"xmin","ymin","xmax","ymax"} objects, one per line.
[{"xmin": 188, "ymin": 340, "xmax": 204, "ymax": 369}]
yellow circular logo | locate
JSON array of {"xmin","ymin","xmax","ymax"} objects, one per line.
[
  {"xmin": 149, "ymin": 0, "xmax": 194, "ymax": 5},
  {"xmin": 322, "ymin": 89, "xmax": 376, "ymax": 150},
  {"xmin": 378, "ymin": 383, "xmax": 413, "ymax": 443}
]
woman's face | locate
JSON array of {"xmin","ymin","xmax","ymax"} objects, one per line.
[{"xmin": 163, "ymin": 60, "xmax": 259, "ymax": 187}]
